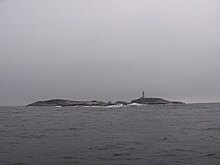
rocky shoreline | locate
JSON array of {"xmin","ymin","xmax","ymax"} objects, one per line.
[{"xmin": 27, "ymin": 97, "xmax": 184, "ymax": 107}]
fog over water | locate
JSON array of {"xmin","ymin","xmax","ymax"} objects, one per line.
[{"xmin": 0, "ymin": 0, "xmax": 220, "ymax": 105}]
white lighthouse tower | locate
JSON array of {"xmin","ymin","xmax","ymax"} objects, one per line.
[{"xmin": 142, "ymin": 91, "xmax": 145, "ymax": 98}]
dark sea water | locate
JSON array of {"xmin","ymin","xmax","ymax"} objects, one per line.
[{"xmin": 0, "ymin": 103, "xmax": 220, "ymax": 165}]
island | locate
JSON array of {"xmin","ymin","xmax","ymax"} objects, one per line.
[
  {"xmin": 27, "ymin": 91, "xmax": 184, "ymax": 106},
  {"xmin": 131, "ymin": 97, "xmax": 184, "ymax": 105},
  {"xmin": 27, "ymin": 99, "xmax": 115, "ymax": 107}
]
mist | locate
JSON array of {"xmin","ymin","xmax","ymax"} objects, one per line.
[{"xmin": 0, "ymin": 0, "xmax": 220, "ymax": 105}]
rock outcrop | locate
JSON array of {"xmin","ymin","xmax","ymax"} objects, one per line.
[
  {"xmin": 131, "ymin": 97, "xmax": 184, "ymax": 105},
  {"xmin": 114, "ymin": 101, "xmax": 129, "ymax": 105},
  {"xmin": 28, "ymin": 99, "xmax": 108, "ymax": 107},
  {"xmin": 28, "ymin": 97, "xmax": 184, "ymax": 106}
]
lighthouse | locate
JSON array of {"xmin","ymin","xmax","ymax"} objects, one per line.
[{"xmin": 142, "ymin": 91, "xmax": 145, "ymax": 98}]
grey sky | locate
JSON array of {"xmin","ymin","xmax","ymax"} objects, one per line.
[{"xmin": 0, "ymin": 0, "xmax": 220, "ymax": 105}]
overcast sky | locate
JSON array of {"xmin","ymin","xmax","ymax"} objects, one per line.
[{"xmin": 0, "ymin": 0, "xmax": 220, "ymax": 105}]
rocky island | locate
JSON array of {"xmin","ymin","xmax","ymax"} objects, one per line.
[
  {"xmin": 27, "ymin": 92, "xmax": 184, "ymax": 106},
  {"xmin": 131, "ymin": 97, "xmax": 184, "ymax": 105},
  {"xmin": 27, "ymin": 99, "xmax": 115, "ymax": 107}
]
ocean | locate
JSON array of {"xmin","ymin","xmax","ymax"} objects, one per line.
[{"xmin": 0, "ymin": 103, "xmax": 220, "ymax": 165}]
